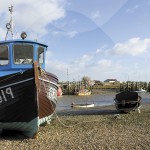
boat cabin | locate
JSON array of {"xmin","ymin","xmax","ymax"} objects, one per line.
[{"xmin": 0, "ymin": 38, "xmax": 47, "ymax": 77}]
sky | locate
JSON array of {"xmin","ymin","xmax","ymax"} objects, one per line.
[{"xmin": 0, "ymin": 0, "xmax": 150, "ymax": 82}]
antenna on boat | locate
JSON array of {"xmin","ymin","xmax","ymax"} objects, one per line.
[{"xmin": 5, "ymin": 5, "xmax": 18, "ymax": 40}]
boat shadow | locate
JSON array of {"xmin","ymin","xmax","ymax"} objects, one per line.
[{"xmin": 0, "ymin": 130, "xmax": 28, "ymax": 140}]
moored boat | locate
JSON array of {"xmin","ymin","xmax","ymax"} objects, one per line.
[
  {"xmin": 0, "ymin": 6, "xmax": 58, "ymax": 138},
  {"xmin": 71, "ymin": 102, "xmax": 94, "ymax": 108},
  {"xmin": 57, "ymin": 86, "xmax": 63, "ymax": 96},
  {"xmin": 114, "ymin": 91, "xmax": 141, "ymax": 113},
  {"xmin": 134, "ymin": 88, "xmax": 147, "ymax": 93},
  {"xmin": 74, "ymin": 89, "xmax": 91, "ymax": 96}
]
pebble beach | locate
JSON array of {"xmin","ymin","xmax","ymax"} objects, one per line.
[{"xmin": 0, "ymin": 103, "xmax": 149, "ymax": 150}]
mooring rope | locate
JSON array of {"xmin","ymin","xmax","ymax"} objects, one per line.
[{"xmin": 38, "ymin": 67, "xmax": 101, "ymax": 127}]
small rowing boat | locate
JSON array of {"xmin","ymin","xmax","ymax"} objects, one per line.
[
  {"xmin": 114, "ymin": 91, "xmax": 141, "ymax": 113},
  {"xmin": 71, "ymin": 102, "xmax": 94, "ymax": 108}
]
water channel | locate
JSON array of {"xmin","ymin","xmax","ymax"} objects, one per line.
[{"xmin": 56, "ymin": 92, "xmax": 150, "ymax": 111}]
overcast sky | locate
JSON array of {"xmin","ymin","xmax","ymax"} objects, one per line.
[{"xmin": 1, "ymin": 0, "xmax": 150, "ymax": 82}]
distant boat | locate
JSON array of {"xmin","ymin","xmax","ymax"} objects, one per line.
[
  {"xmin": 134, "ymin": 88, "xmax": 147, "ymax": 93},
  {"xmin": 71, "ymin": 89, "xmax": 94, "ymax": 108},
  {"xmin": 74, "ymin": 89, "xmax": 91, "ymax": 96},
  {"xmin": 114, "ymin": 91, "xmax": 141, "ymax": 113},
  {"xmin": 71, "ymin": 102, "xmax": 94, "ymax": 108},
  {"xmin": 0, "ymin": 6, "xmax": 58, "ymax": 138},
  {"xmin": 57, "ymin": 86, "xmax": 63, "ymax": 96}
]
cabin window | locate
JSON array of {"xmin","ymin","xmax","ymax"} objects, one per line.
[
  {"xmin": 13, "ymin": 44, "xmax": 33, "ymax": 64},
  {"xmin": 0, "ymin": 45, "xmax": 9, "ymax": 65},
  {"xmin": 38, "ymin": 47, "xmax": 44, "ymax": 64}
]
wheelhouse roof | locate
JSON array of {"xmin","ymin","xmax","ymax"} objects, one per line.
[{"xmin": 0, "ymin": 39, "xmax": 48, "ymax": 48}]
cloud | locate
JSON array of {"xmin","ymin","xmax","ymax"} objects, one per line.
[
  {"xmin": 91, "ymin": 10, "xmax": 101, "ymax": 20},
  {"xmin": 45, "ymin": 54, "xmax": 94, "ymax": 81},
  {"xmin": 45, "ymin": 52, "xmax": 146, "ymax": 82},
  {"xmin": 46, "ymin": 60, "xmax": 67, "ymax": 72},
  {"xmin": 45, "ymin": 50, "xmax": 53, "ymax": 60},
  {"xmin": 112, "ymin": 37, "xmax": 150, "ymax": 56},
  {"xmin": 45, "ymin": 60, "xmax": 69, "ymax": 81},
  {"xmin": 67, "ymin": 31, "xmax": 78, "ymax": 38},
  {"xmin": 72, "ymin": 54, "xmax": 93, "ymax": 65},
  {"xmin": 0, "ymin": 0, "xmax": 66, "ymax": 39},
  {"xmin": 97, "ymin": 59, "xmax": 112, "ymax": 67},
  {"xmin": 52, "ymin": 30, "xmax": 78, "ymax": 38},
  {"xmin": 95, "ymin": 45, "xmax": 109, "ymax": 54},
  {"xmin": 96, "ymin": 48, "xmax": 103, "ymax": 54},
  {"xmin": 126, "ymin": 4, "xmax": 139, "ymax": 13}
]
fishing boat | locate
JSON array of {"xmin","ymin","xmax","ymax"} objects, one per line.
[
  {"xmin": 74, "ymin": 89, "xmax": 91, "ymax": 96},
  {"xmin": 0, "ymin": 6, "xmax": 58, "ymax": 138},
  {"xmin": 114, "ymin": 91, "xmax": 141, "ymax": 113}
]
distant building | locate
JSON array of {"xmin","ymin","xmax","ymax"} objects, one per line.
[
  {"xmin": 104, "ymin": 79, "xmax": 117, "ymax": 83},
  {"xmin": 93, "ymin": 80, "xmax": 103, "ymax": 85}
]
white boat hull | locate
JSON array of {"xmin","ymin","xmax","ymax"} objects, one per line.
[{"xmin": 71, "ymin": 103, "xmax": 94, "ymax": 108}]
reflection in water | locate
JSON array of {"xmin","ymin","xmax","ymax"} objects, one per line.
[{"xmin": 56, "ymin": 92, "xmax": 150, "ymax": 111}]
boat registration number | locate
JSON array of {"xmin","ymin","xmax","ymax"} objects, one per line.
[
  {"xmin": 47, "ymin": 87, "xmax": 57, "ymax": 101},
  {"xmin": 0, "ymin": 87, "xmax": 14, "ymax": 104}
]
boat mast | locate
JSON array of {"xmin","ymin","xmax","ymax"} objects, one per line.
[{"xmin": 5, "ymin": 5, "xmax": 18, "ymax": 40}]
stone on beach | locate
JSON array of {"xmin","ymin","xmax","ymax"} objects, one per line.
[{"xmin": 0, "ymin": 104, "xmax": 149, "ymax": 150}]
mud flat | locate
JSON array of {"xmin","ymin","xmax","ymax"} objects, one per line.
[{"xmin": 0, "ymin": 103, "xmax": 149, "ymax": 150}]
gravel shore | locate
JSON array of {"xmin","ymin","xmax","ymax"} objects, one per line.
[{"xmin": 0, "ymin": 103, "xmax": 149, "ymax": 150}]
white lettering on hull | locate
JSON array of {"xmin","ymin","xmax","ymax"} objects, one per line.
[
  {"xmin": 47, "ymin": 87, "xmax": 57, "ymax": 101},
  {"xmin": 0, "ymin": 87, "xmax": 14, "ymax": 104}
]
